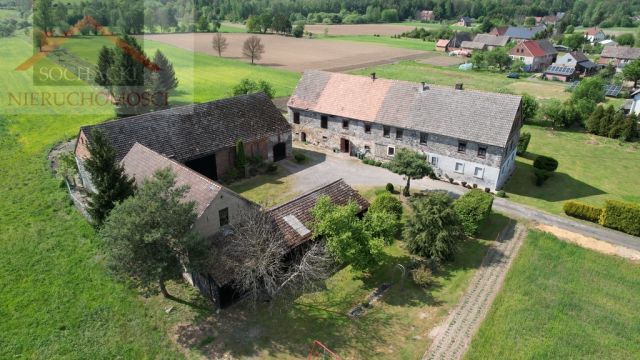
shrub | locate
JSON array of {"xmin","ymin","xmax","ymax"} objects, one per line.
[
  {"xmin": 496, "ymin": 190, "xmax": 506, "ymax": 198},
  {"xmin": 533, "ymin": 156, "xmax": 559, "ymax": 172},
  {"xmin": 266, "ymin": 163, "xmax": 278, "ymax": 174},
  {"xmin": 221, "ymin": 167, "xmax": 241, "ymax": 183},
  {"xmin": 563, "ymin": 201, "xmax": 602, "ymax": 223},
  {"xmin": 411, "ymin": 265, "xmax": 433, "ymax": 288},
  {"xmin": 369, "ymin": 192, "xmax": 403, "ymax": 219},
  {"xmin": 517, "ymin": 132, "xmax": 531, "ymax": 156},
  {"xmin": 293, "ymin": 152, "xmax": 306, "ymax": 163},
  {"xmin": 374, "ymin": 161, "xmax": 382, "ymax": 167},
  {"xmin": 385, "ymin": 183, "xmax": 394, "ymax": 193},
  {"xmin": 600, "ymin": 200, "xmax": 640, "ymax": 236},
  {"xmin": 453, "ymin": 189, "xmax": 494, "ymax": 236}
]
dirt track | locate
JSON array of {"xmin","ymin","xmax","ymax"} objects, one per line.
[{"xmin": 143, "ymin": 33, "xmax": 428, "ymax": 72}]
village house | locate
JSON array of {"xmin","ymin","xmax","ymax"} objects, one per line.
[
  {"xmin": 623, "ymin": 89, "xmax": 640, "ymax": 117},
  {"xmin": 456, "ymin": 16, "xmax": 473, "ymax": 27},
  {"xmin": 192, "ymin": 179, "xmax": 369, "ymax": 307},
  {"xmin": 556, "ymin": 51, "xmax": 599, "ymax": 75},
  {"xmin": 584, "ymin": 27, "xmax": 606, "ymax": 43},
  {"xmin": 460, "ymin": 41, "xmax": 486, "ymax": 53},
  {"xmin": 598, "ymin": 46, "xmax": 640, "ymax": 70},
  {"xmin": 287, "ymin": 71, "xmax": 523, "ymax": 191},
  {"xmin": 75, "ymin": 93, "xmax": 292, "ymax": 189},
  {"xmin": 472, "ymin": 34, "xmax": 510, "ymax": 50},
  {"xmin": 489, "ymin": 26, "xmax": 509, "ymax": 36},
  {"xmin": 504, "ymin": 25, "xmax": 547, "ymax": 41},
  {"xmin": 417, "ymin": 10, "xmax": 434, "ymax": 22},
  {"xmin": 448, "ymin": 32, "xmax": 473, "ymax": 49},
  {"xmin": 509, "ymin": 39, "xmax": 558, "ymax": 71},
  {"xmin": 121, "ymin": 143, "xmax": 257, "ymax": 239},
  {"xmin": 435, "ymin": 39, "xmax": 450, "ymax": 52}
]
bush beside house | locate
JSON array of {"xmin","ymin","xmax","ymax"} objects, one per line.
[
  {"xmin": 453, "ymin": 189, "xmax": 494, "ymax": 237},
  {"xmin": 562, "ymin": 201, "xmax": 602, "ymax": 223}
]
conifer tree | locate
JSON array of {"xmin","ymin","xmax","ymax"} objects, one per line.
[
  {"xmin": 85, "ymin": 129, "xmax": 136, "ymax": 226},
  {"xmin": 95, "ymin": 46, "xmax": 114, "ymax": 87},
  {"xmin": 585, "ymin": 105, "xmax": 604, "ymax": 134},
  {"xmin": 108, "ymin": 35, "xmax": 149, "ymax": 116}
]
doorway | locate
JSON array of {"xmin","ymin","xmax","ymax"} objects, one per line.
[
  {"xmin": 301, "ymin": 132, "xmax": 307, "ymax": 142},
  {"xmin": 273, "ymin": 142, "xmax": 287, "ymax": 161},
  {"xmin": 340, "ymin": 138, "xmax": 350, "ymax": 153}
]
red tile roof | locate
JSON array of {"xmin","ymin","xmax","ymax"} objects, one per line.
[{"xmin": 436, "ymin": 39, "xmax": 450, "ymax": 47}]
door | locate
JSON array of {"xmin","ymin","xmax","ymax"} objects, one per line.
[
  {"xmin": 273, "ymin": 142, "xmax": 287, "ymax": 162},
  {"xmin": 301, "ymin": 132, "xmax": 306, "ymax": 142},
  {"xmin": 340, "ymin": 138, "xmax": 350, "ymax": 153},
  {"xmin": 185, "ymin": 154, "xmax": 218, "ymax": 181}
]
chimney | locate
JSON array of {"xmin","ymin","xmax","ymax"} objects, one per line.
[
  {"xmin": 419, "ymin": 82, "xmax": 429, "ymax": 92},
  {"xmin": 455, "ymin": 83, "xmax": 464, "ymax": 90},
  {"xmin": 371, "ymin": 72, "xmax": 376, "ymax": 81}
]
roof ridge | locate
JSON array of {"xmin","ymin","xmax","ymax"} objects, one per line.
[{"xmin": 267, "ymin": 178, "xmax": 345, "ymax": 212}]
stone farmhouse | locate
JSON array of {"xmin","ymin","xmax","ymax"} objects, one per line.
[
  {"xmin": 287, "ymin": 71, "xmax": 523, "ymax": 191},
  {"xmin": 75, "ymin": 93, "xmax": 292, "ymax": 189},
  {"xmin": 122, "ymin": 143, "xmax": 257, "ymax": 239},
  {"xmin": 472, "ymin": 34, "xmax": 510, "ymax": 50},
  {"xmin": 598, "ymin": 46, "xmax": 640, "ymax": 70},
  {"xmin": 509, "ymin": 39, "xmax": 558, "ymax": 71}
]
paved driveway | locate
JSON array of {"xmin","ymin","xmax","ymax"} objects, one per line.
[{"xmin": 284, "ymin": 144, "xmax": 640, "ymax": 251}]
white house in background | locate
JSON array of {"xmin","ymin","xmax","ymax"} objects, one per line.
[
  {"xmin": 584, "ymin": 27, "xmax": 606, "ymax": 43},
  {"xmin": 599, "ymin": 39, "xmax": 618, "ymax": 47},
  {"xmin": 625, "ymin": 89, "xmax": 640, "ymax": 115}
]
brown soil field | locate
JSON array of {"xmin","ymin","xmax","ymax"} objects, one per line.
[
  {"xmin": 305, "ymin": 24, "xmax": 416, "ymax": 36},
  {"xmin": 143, "ymin": 33, "xmax": 428, "ymax": 72}
]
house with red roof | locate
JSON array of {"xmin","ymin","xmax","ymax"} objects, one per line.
[
  {"xmin": 585, "ymin": 27, "xmax": 606, "ymax": 43},
  {"xmin": 509, "ymin": 39, "xmax": 558, "ymax": 71}
]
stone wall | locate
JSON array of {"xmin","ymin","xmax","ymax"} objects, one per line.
[{"xmin": 289, "ymin": 107, "xmax": 518, "ymax": 190}]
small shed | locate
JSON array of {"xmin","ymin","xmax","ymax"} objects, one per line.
[{"xmin": 436, "ymin": 39, "xmax": 450, "ymax": 52}]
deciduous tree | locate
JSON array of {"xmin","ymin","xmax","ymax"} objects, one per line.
[
  {"xmin": 386, "ymin": 149, "xmax": 432, "ymax": 196},
  {"xmin": 211, "ymin": 33, "xmax": 228, "ymax": 56},
  {"xmin": 242, "ymin": 35, "xmax": 265, "ymax": 64},
  {"xmin": 623, "ymin": 59, "xmax": 640, "ymax": 88}
]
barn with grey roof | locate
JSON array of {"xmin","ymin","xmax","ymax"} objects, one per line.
[{"xmin": 287, "ymin": 71, "xmax": 523, "ymax": 190}]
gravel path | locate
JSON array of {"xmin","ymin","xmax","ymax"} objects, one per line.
[{"xmin": 423, "ymin": 222, "xmax": 526, "ymax": 360}]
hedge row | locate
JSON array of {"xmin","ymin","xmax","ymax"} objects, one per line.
[
  {"xmin": 562, "ymin": 201, "xmax": 602, "ymax": 223},
  {"xmin": 454, "ymin": 189, "xmax": 493, "ymax": 236},
  {"xmin": 563, "ymin": 200, "xmax": 640, "ymax": 237},
  {"xmin": 600, "ymin": 200, "xmax": 640, "ymax": 237}
]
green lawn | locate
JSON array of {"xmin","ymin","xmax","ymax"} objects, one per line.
[
  {"xmin": 0, "ymin": 8, "xmax": 18, "ymax": 20},
  {"xmin": 0, "ymin": 35, "xmax": 299, "ymax": 358},
  {"xmin": 466, "ymin": 231, "xmax": 640, "ymax": 359},
  {"xmin": 575, "ymin": 26, "xmax": 639, "ymax": 35},
  {"xmin": 324, "ymin": 35, "xmax": 435, "ymax": 51},
  {"xmin": 505, "ymin": 125, "xmax": 640, "ymax": 215},
  {"xmin": 350, "ymin": 60, "xmax": 570, "ymax": 101},
  {"xmin": 183, "ymin": 211, "xmax": 510, "ymax": 359}
]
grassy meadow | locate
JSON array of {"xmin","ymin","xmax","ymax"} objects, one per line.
[
  {"xmin": 0, "ymin": 34, "xmax": 299, "ymax": 358},
  {"xmin": 466, "ymin": 231, "xmax": 640, "ymax": 359},
  {"xmin": 324, "ymin": 35, "xmax": 435, "ymax": 51},
  {"xmin": 351, "ymin": 60, "xmax": 570, "ymax": 101}
]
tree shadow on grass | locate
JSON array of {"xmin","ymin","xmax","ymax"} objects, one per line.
[{"xmin": 505, "ymin": 158, "xmax": 605, "ymax": 203}]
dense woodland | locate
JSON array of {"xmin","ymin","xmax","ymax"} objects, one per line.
[{"xmin": 15, "ymin": 0, "xmax": 640, "ymax": 38}]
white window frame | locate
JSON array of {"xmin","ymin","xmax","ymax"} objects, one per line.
[
  {"xmin": 387, "ymin": 146, "xmax": 396, "ymax": 157},
  {"xmin": 430, "ymin": 156, "xmax": 438, "ymax": 166},
  {"xmin": 455, "ymin": 162, "xmax": 465, "ymax": 174},
  {"xmin": 474, "ymin": 167, "xmax": 484, "ymax": 179}
]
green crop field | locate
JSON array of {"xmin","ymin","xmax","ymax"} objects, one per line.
[
  {"xmin": 466, "ymin": 231, "xmax": 640, "ymax": 359},
  {"xmin": 324, "ymin": 35, "xmax": 435, "ymax": 51},
  {"xmin": 0, "ymin": 34, "xmax": 299, "ymax": 358}
]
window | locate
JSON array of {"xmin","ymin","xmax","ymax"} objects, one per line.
[
  {"xmin": 458, "ymin": 141, "xmax": 467, "ymax": 153},
  {"xmin": 396, "ymin": 129, "xmax": 403, "ymax": 140},
  {"xmin": 477, "ymin": 146, "xmax": 487, "ymax": 158},
  {"xmin": 293, "ymin": 112, "xmax": 300, "ymax": 124},
  {"xmin": 431, "ymin": 156, "xmax": 438, "ymax": 166},
  {"xmin": 364, "ymin": 145, "xmax": 371, "ymax": 152},
  {"xmin": 387, "ymin": 146, "xmax": 395, "ymax": 156},
  {"xmin": 364, "ymin": 123, "xmax": 371, "ymax": 134},
  {"xmin": 455, "ymin": 162, "xmax": 464, "ymax": 173},
  {"xmin": 321, "ymin": 115, "xmax": 328, "ymax": 129},
  {"xmin": 219, "ymin": 208, "xmax": 229, "ymax": 227},
  {"xmin": 420, "ymin": 132, "xmax": 428, "ymax": 145},
  {"xmin": 342, "ymin": 119, "xmax": 349, "ymax": 129},
  {"xmin": 322, "ymin": 136, "xmax": 328, "ymax": 141},
  {"xmin": 383, "ymin": 126, "xmax": 390, "ymax": 138},
  {"xmin": 474, "ymin": 167, "xmax": 484, "ymax": 178}
]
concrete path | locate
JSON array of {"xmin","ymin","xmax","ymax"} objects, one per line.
[
  {"xmin": 287, "ymin": 144, "xmax": 640, "ymax": 252},
  {"xmin": 423, "ymin": 222, "xmax": 527, "ymax": 360}
]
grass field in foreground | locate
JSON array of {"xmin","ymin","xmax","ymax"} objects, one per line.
[
  {"xmin": 466, "ymin": 231, "xmax": 640, "ymax": 359},
  {"xmin": 0, "ymin": 35, "xmax": 298, "ymax": 358},
  {"xmin": 350, "ymin": 60, "xmax": 570, "ymax": 101},
  {"xmin": 324, "ymin": 35, "xmax": 435, "ymax": 51},
  {"xmin": 505, "ymin": 125, "xmax": 640, "ymax": 215}
]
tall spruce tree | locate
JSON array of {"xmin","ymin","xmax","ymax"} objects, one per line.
[
  {"xmin": 108, "ymin": 34, "xmax": 149, "ymax": 116},
  {"xmin": 147, "ymin": 50, "xmax": 178, "ymax": 111},
  {"xmin": 585, "ymin": 105, "xmax": 605, "ymax": 134},
  {"xmin": 95, "ymin": 46, "xmax": 114, "ymax": 87},
  {"xmin": 85, "ymin": 129, "xmax": 135, "ymax": 226}
]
